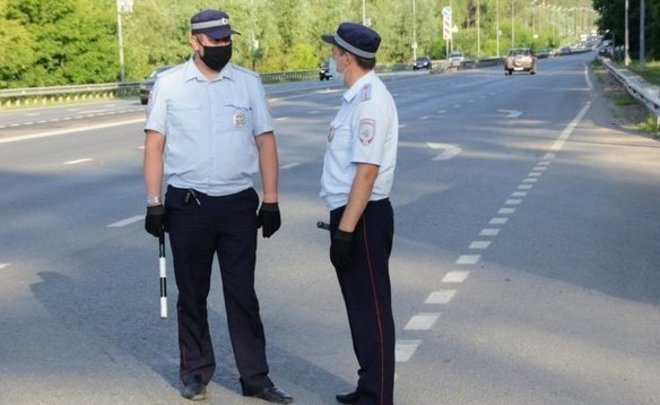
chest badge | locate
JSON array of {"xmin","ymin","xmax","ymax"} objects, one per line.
[{"xmin": 233, "ymin": 110, "xmax": 246, "ymax": 128}]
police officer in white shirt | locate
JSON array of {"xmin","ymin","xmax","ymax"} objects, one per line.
[
  {"xmin": 320, "ymin": 23, "xmax": 398, "ymax": 405},
  {"xmin": 143, "ymin": 9, "xmax": 293, "ymax": 404}
]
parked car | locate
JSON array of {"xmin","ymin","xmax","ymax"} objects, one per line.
[
  {"xmin": 412, "ymin": 56, "xmax": 431, "ymax": 70},
  {"xmin": 139, "ymin": 65, "xmax": 174, "ymax": 105},
  {"xmin": 555, "ymin": 46, "xmax": 572, "ymax": 56},
  {"xmin": 504, "ymin": 48, "xmax": 538, "ymax": 75},
  {"xmin": 448, "ymin": 51, "xmax": 465, "ymax": 69},
  {"xmin": 536, "ymin": 48, "xmax": 551, "ymax": 59},
  {"xmin": 319, "ymin": 60, "xmax": 332, "ymax": 81}
]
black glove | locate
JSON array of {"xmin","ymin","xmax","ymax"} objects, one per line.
[
  {"xmin": 330, "ymin": 230, "xmax": 354, "ymax": 271},
  {"xmin": 258, "ymin": 202, "xmax": 281, "ymax": 238},
  {"xmin": 145, "ymin": 204, "xmax": 167, "ymax": 237}
]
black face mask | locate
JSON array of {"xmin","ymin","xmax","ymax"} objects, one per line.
[{"xmin": 200, "ymin": 43, "xmax": 232, "ymax": 72}]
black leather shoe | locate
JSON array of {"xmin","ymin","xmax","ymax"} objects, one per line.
[
  {"xmin": 249, "ymin": 386, "xmax": 294, "ymax": 404},
  {"xmin": 180, "ymin": 383, "xmax": 207, "ymax": 401},
  {"xmin": 336, "ymin": 390, "xmax": 359, "ymax": 404}
]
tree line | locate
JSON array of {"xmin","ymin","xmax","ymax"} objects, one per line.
[
  {"xmin": 593, "ymin": 0, "xmax": 660, "ymax": 61},
  {"xmin": 1, "ymin": 0, "xmax": 647, "ymax": 89}
]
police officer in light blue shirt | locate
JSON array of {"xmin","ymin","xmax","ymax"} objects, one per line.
[
  {"xmin": 142, "ymin": 9, "xmax": 293, "ymax": 404},
  {"xmin": 321, "ymin": 22, "xmax": 398, "ymax": 405}
]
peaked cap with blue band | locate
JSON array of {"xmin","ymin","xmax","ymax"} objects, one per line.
[
  {"xmin": 321, "ymin": 22, "xmax": 381, "ymax": 59},
  {"xmin": 191, "ymin": 9, "xmax": 240, "ymax": 40}
]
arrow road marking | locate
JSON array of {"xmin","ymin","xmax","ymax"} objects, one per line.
[
  {"xmin": 426, "ymin": 143, "xmax": 461, "ymax": 161},
  {"xmin": 497, "ymin": 109, "xmax": 522, "ymax": 118}
]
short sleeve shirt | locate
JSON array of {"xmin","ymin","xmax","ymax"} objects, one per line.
[
  {"xmin": 145, "ymin": 59, "xmax": 273, "ymax": 196},
  {"xmin": 320, "ymin": 71, "xmax": 399, "ymax": 210}
]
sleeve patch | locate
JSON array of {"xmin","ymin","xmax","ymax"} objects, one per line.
[{"xmin": 358, "ymin": 119, "xmax": 376, "ymax": 145}]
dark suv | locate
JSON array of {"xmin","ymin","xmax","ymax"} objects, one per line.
[
  {"xmin": 139, "ymin": 65, "xmax": 174, "ymax": 105},
  {"xmin": 412, "ymin": 56, "xmax": 431, "ymax": 70},
  {"xmin": 504, "ymin": 48, "xmax": 538, "ymax": 75},
  {"xmin": 319, "ymin": 60, "xmax": 332, "ymax": 81}
]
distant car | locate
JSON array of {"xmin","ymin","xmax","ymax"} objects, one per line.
[
  {"xmin": 139, "ymin": 65, "xmax": 174, "ymax": 105},
  {"xmin": 504, "ymin": 48, "xmax": 538, "ymax": 75},
  {"xmin": 556, "ymin": 46, "xmax": 572, "ymax": 56},
  {"xmin": 448, "ymin": 51, "xmax": 465, "ymax": 69},
  {"xmin": 412, "ymin": 56, "xmax": 431, "ymax": 70},
  {"xmin": 536, "ymin": 48, "xmax": 551, "ymax": 59},
  {"xmin": 319, "ymin": 60, "xmax": 332, "ymax": 81}
]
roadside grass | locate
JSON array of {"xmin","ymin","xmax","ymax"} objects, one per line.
[
  {"xmin": 638, "ymin": 116, "xmax": 660, "ymax": 139},
  {"xmin": 628, "ymin": 60, "xmax": 660, "ymax": 86}
]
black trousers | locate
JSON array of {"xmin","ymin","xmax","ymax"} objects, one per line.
[
  {"xmin": 330, "ymin": 199, "xmax": 395, "ymax": 405},
  {"xmin": 165, "ymin": 186, "xmax": 273, "ymax": 394}
]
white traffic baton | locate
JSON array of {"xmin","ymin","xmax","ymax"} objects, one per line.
[{"xmin": 158, "ymin": 233, "xmax": 168, "ymax": 319}]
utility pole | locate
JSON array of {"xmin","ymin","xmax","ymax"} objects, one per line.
[
  {"xmin": 640, "ymin": 0, "xmax": 646, "ymax": 71},
  {"xmin": 477, "ymin": 0, "xmax": 480, "ymax": 57},
  {"xmin": 496, "ymin": 0, "xmax": 500, "ymax": 57},
  {"xmin": 625, "ymin": 0, "xmax": 631, "ymax": 66},
  {"xmin": 362, "ymin": 0, "xmax": 366, "ymax": 25},
  {"xmin": 511, "ymin": 0, "xmax": 515, "ymax": 48},
  {"xmin": 116, "ymin": 0, "xmax": 133, "ymax": 82},
  {"xmin": 412, "ymin": 0, "xmax": 417, "ymax": 60}
]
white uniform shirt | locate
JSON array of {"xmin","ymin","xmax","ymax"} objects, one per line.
[
  {"xmin": 145, "ymin": 59, "xmax": 273, "ymax": 196},
  {"xmin": 320, "ymin": 70, "xmax": 398, "ymax": 210}
]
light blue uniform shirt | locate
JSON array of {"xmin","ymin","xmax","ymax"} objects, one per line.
[
  {"xmin": 145, "ymin": 59, "xmax": 273, "ymax": 196},
  {"xmin": 320, "ymin": 70, "xmax": 399, "ymax": 210}
]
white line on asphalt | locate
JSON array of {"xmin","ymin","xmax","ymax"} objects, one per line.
[
  {"xmin": 505, "ymin": 199, "xmax": 522, "ymax": 205},
  {"xmin": 523, "ymin": 178, "xmax": 538, "ymax": 183},
  {"xmin": 420, "ymin": 116, "xmax": 430, "ymax": 120},
  {"xmin": 64, "ymin": 158, "xmax": 93, "ymax": 165},
  {"xmin": 456, "ymin": 255, "xmax": 480, "ymax": 265},
  {"xmin": 454, "ymin": 104, "xmax": 461, "ymax": 108},
  {"xmin": 425, "ymin": 290, "xmax": 457, "ymax": 305},
  {"xmin": 518, "ymin": 184, "xmax": 533, "ymax": 190},
  {"xmin": 543, "ymin": 152, "xmax": 556, "ymax": 160},
  {"xmin": 532, "ymin": 166, "xmax": 547, "ymax": 171},
  {"xmin": 511, "ymin": 191, "xmax": 527, "ymax": 197},
  {"xmin": 0, "ymin": 118, "xmax": 145, "ymax": 144},
  {"xmin": 528, "ymin": 172, "xmax": 542, "ymax": 177},
  {"xmin": 136, "ymin": 145, "xmax": 145, "ymax": 150},
  {"xmin": 489, "ymin": 217, "xmax": 508, "ymax": 225},
  {"xmin": 442, "ymin": 271, "xmax": 470, "ymax": 283},
  {"xmin": 584, "ymin": 64, "xmax": 593, "ymax": 90},
  {"xmin": 280, "ymin": 163, "xmax": 300, "ymax": 169},
  {"xmin": 25, "ymin": 121, "xmax": 34, "ymax": 125},
  {"xmin": 498, "ymin": 208, "xmax": 516, "ymax": 215},
  {"xmin": 480, "ymin": 228, "xmax": 500, "ymax": 236},
  {"xmin": 399, "ymin": 124, "xmax": 407, "ymax": 128},
  {"xmin": 469, "ymin": 241, "xmax": 491, "ymax": 250},
  {"xmin": 0, "ymin": 263, "xmax": 9, "ymax": 270},
  {"xmin": 107, "ymin": 215, "xmax": 144, "ymax": 228},
  {"xmin": 404, "ymin": 313, "xmax": 440, "ymax": 330},
  {"xmin": 275, "ymin": 117, "xmax": 288, "ymax": 121},
  {"xmin": 309, "ymin": 110, "xmax": 320, "ymax": 114},
  {"xmin": 550, "ymin": 103, "xmax": 591, "ymax": 152},
  {"xmin": 426, "ymin": 143, "xmax": 462, "ymax": 161},
  {"xmin": 538, "ymin": 160, "xmax": 551, "ymax": 166},
  {"xmin": 25, "ymin": 112, "xmax": 40, "ymax": 116},
  {"xmin": 437, "ymin": 110, "xmax": 447, "ymax": 114},
  {"xmin": 395, "ymin": 340, "xmax": 421, "ymax": 363}
]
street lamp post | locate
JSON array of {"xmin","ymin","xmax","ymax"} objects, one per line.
[
  {"xmin": 496, "ymin": 0, "xmax": 500, "ymax": 57},
  {"xmin": 625, "ymin": 0, "xmax": 630, "ymax": 66},
  {"xmin": 640, "ymin": 0, "xmax": 646, "ymax": 71},
  {"xmin": 116, "ymin": 0, "xmax": 133, "ymax": 82},
  {"xmin": 412, "ymin": 0, "xmax": 417, "ymax": 60},
  {"xmin": 511, "ymin": 0, "xmax": 515, "ymax": 48},
  {"xmin": 362, "ymin": 0, "xmax": 367, "ymax": 25}
]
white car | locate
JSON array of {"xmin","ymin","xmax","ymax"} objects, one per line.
[{"xmin": 448, "ymin": 51, "xmax": 465, "ymax": 69}]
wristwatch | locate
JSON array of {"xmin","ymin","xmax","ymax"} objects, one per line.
[{"xmin": 147, "ymin": 195, "xmax": 162, "ymax": 206}]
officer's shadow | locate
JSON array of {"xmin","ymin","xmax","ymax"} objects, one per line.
[{"xmin": 30, "ymin": 269, "xmax": 350, "ymax": 400}]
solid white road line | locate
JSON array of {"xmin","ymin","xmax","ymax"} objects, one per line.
[
  {"xmin": 63, "ymin": 158, "xmax": 93, "ymax": 165},
  {"xmin": 442, "ymin": 271, "xmax": 470, "ymax": 283},
  {"xmin": 395, "ymin": 340, "xmax": 421, "ymax": 363},
  {"xmin": 0, "ymin": 118, "xmax": 145, "ymax": 144},
  {"xmin": 108, "ymin": 215, "xmax": 144, "ymax": 228},
  {"xmin": 425, "ymin": 290, "xmax": 457, "ymax": 305},
  {"xmin": 404, "ymin": 313, "xmax": 441, "ymax": 330},
  {"xmin": 549, "ymin": 103, "xmax": 591, "ymax": 153},
  {"xmin": 280, "ymin": 163, "xmax": 301, "ymax": 170}
]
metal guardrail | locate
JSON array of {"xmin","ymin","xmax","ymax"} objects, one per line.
[{"xmin": 601, "ymin": 57, "xmax": 660, "ymax": 124}]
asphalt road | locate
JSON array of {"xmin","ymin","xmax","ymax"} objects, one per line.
[{"xmin": 1, "ymin": 53, "xmax": 659, "ymax": 404}]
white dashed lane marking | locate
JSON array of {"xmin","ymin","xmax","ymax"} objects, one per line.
[
  {"xmin": 280, "ymin": 163, "xmax": 300, "ymax": 170},
  {"xmin": 456, "ymin": 255, "xmax": 480, "ymax": 265},
  {"xmin": 395, "ymin": 340, "xmax": 421, "ymax": 363},
  {"xmin": 498, "ymin": 208, "xmax": 516, "ymax": 215},
  {"xmin": 425, "ymin": 289, "xmax": 457, "ymax": 305},
  {"xmin": 108, "ymin": 215, "xmax": 144, "ymax": 228},
  {"xmin": 442, "ymin": 271, "xmax": 470, "ymax": 283},
  {"xmin": 468, "ymin": 241, "xmax": 491, "ymax": 250},
  {"xmin": 480, "ymin": 228, "xmax": 500, "ymax": 236},
  {"xmin": 489, "ymin": 217, "xmax": 508, "ymax": 225},
  {"xmin": 404, "ymin": 313, "xmax": 441, "ymax": 330},
  {"xmin": 0, "ymin": 263, "xmax": 9, "ymax": 270}
]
